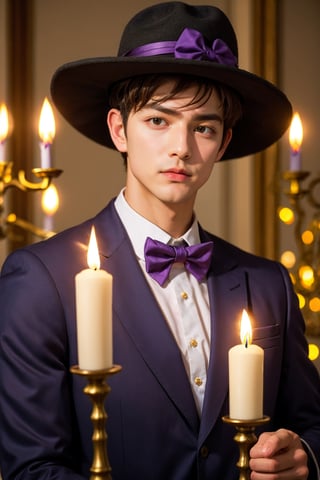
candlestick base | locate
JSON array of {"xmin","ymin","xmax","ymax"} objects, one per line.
[
  {"xmin": 32, "ymin": 167, "xmax": 63, "ymax": 179},
  {"xmin": 282, "ymin": 170, "xmax": 310, "ymax": 198},
  {"xmin": 71, "ymin": 365, "xmax": 122, "ymax": 480},
  {"xmin": 222, "ymin": 415, "xmax": 270, "ymax": 480}
]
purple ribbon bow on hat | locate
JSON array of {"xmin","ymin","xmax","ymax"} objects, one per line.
[
  {"xmin": 125, "ymin": 28, "xmax": 238, "ymax": 67},
  {"xmin": 144, "ymin": 237, "xmax": 213, "ymax": 286},
  {"xmin": 175, "ymin": 28, "xmax": 237, "ymax": 65}
]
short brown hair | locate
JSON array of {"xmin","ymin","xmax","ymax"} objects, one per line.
[{"xmin": 108, "ymin": 74, "xmax": 242, "ymax": 162}]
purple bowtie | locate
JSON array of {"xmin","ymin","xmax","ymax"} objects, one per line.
[{"xmin": 144, "ymin": 237, "xmax": 213, "ymax": 286}]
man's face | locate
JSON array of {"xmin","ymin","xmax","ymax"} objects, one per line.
[{"xmin": 108, "ymin": 81, "xmax": 231, "ymax": 216}]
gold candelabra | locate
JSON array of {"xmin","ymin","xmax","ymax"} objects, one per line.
[
  {"xmin": 70, "ymin": 365, "xmax": 122, "ymax": 480},
  {"xmin": 278, "ymin": 112, "xmax": 320, "ymax": 337},
  {"xmin": 0, "ymin": 99, "xmax": 62, "ymax": 241},
  {"xmin": 279, "ymin": 170, "xmax": 320, "ymax": 336},
  {"xmin": 222, "ymin": 415, "xmax": 270, "ymax": 480},
  {"xmin": 0, "ymin": 161, "xmax": 62, "ymax": 240}
]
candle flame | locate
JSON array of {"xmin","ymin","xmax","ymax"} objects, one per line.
[
  {"xmin": 289, "ymin": 112, "xmax": 303, "ymax": 152},
  {"xmin": 240, "ymin": 309, "xmax": 252, "ymax": 348},
  {"xmin": 41, "ymin": 184, "xmax": 59, "ymax": 216},
  {"xmin": 87, "ymin": 226, "xmax": 100, "ymax": 270},
  {"xmin": 38, "ymin": 97, "xmax": 56, "ymax": 144},
  {"xmin": 0, "ymin": 103, "xmax": 9, "ymax": 142}
]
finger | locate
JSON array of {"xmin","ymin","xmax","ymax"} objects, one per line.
[
  {"xmin": 250, "ymin": 447, "xmax": 295, "ymax": 473},
  {"xmin": 250, "ymin": 432, "xmax": 308, "ymax": 479},
  {"xmin": 250, "ymin": 429, "xmax": 295, "ymax": 458},
  {"xmin": 250, "ymin": 460, "xmax": 309, "ymax": 480}
]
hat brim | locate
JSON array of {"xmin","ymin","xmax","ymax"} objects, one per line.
[{"xmin": 50, "ymin": 56, "xmax": 292, "ymax": 160}]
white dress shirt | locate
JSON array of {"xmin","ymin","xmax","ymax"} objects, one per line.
[{"xmin": 115, "ymin": 190, "xmax": 211, "ymax": 415}]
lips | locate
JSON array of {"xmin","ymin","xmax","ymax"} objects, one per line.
[{"xmin": 162, "ymin": 168, "xmax": 191, "ymax": 181}]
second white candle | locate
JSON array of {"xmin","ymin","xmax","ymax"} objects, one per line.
[{"xmin": 228, "ymin": 310, "xmax": 264, "ymax": 420}]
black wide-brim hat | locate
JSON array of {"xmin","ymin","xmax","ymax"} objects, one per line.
[{"xmin": 50, "ymin": 1, "xmax": 292, "ymax": 160}]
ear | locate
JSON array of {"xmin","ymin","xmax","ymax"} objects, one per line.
[
  {"xmin": 107, "ymin": 108, "xmax": 128, "ymax": 153},
  {"xmin": 216, "ymin": 128, "xmax": 233, "ymax": 162}
]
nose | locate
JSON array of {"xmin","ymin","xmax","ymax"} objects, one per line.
[{"xmin": 169, "ymin": 126, "xmax": 192, "ymax": 161}]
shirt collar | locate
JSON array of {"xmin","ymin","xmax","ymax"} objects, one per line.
[{"xmin": 114, "ymin": 189, "xmax": 201, "ymax": 260}]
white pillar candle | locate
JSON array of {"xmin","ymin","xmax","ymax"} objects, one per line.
[
  {"xmin": 43, "ymin": 215, "xmax": 54, "ymax": 232},
  {"xmin": 289, "ymin": 112, "xmax": 303, "ymax": 171},
  {"xmin": 75, "ymin": 226, "xmax": 113, "ymax": 370},
  {"xmin": 0, "ymin": 103, "xmax": 9, "ymax": 161},
  {"xmin": 38, "ymin": 98, "xmax": 55, "ymax": 169},
  {"xmin": 0, "ymin": 142, "xmax": 5, "ymax": 162},
  {"xmin": 40, "ymin": 142, "xmax": 51, "ymax": 169},
  {"xmin": 228, "ymin": 309, "xmax": 264, "ymax": 420},
  {"xmin": 289, "ymin": 149, "xmax": 301, "ymax": 171}
]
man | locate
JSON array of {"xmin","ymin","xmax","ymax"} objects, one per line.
[{"xmin": 0, "ymin": 2, "xmax": 319, "ymax": 479}]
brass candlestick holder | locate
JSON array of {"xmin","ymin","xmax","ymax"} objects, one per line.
[
  {"xmin": 0, "ymin": 162, "xmax": 63, "ymax": 239},
  {"xmin": 222, "ymin": 415, "xmax": 270, "ymax": 480},
  {"xmin": 70, "ymin": 364, "xmax": 122, "ymax": 480}
]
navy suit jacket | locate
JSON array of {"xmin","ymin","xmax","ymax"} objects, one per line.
[{"xmin": 0, "ymin": 199, "xmax": 320, "ymax": 480}]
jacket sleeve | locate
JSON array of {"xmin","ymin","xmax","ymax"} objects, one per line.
[{"xmin": 0, "ymin": 248, "xmax": 87, "ymax": 480}]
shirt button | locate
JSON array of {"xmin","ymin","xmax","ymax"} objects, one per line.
[
  {"xmin": 189, "ymin": 338, "xmax": 198, "ymax": 348},
  {"xmin": 194, "ymin": 377, "xmax": 203, "ymax": 387},
  {"xmin": 181, "ymin": 291, "xmax": 188, "ymax": 300}
]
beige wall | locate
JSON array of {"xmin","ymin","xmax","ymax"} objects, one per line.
[{"xmin": 279, "ymin": 0, "xmax": 320, "ymax": 174}]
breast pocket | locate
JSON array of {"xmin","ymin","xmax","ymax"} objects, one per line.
[{"xmin": 253, "ymin": 324, "xmax": 281, "ymax": 350}]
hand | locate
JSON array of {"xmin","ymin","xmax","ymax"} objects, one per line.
[{"xmin": 249, "ymin": 428, "xmax": 308, "ymax": 479}]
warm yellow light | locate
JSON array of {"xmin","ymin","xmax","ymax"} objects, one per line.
[
  {"xmin": 278, "ymin": 206, "xmax": 294, "ymax": 225},
  {"xmin": 0, "ymin": 103, "xmax": 9, "ymax": 142},
  {"xmin": 289, "ymin": 112, "xmax": 303, "ymax": 151},
  {"xmin": 309, "ymin": 297, "xmax": 320, "ymax": 313},
  {"xmin": 240, "ymin": 309, "xmax": 252, "ymax": 347},
  {"xmin": 299, "ymin": 265, "xmax": 315, "ymax": 288},
  {"xmin": 87, "ymin": 226, "xmax": 100, "ymax": 270},
  {"xmin": 297, "ymin": 293, "xmax": 305, "ymax": 309},
  {"xmin": 38, "ymin": 97, "xmax": 56, "ymax": 144},
  {"xmin": 301, "ymin": 230, "xmax": 314, "ymax": 245},
  {"xmin": 308, "ymin": 343, "xmax": 319, "ymax": 361},
  {"xmin": 41, "ymin": 184, "xmax": 59, "ymax": 216},
  {"xmin": 280, "ymin": 250, "xmax": 296, "ymax": 269}
]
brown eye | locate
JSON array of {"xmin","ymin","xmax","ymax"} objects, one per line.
[
  {"xmin": 195, "ymin": 125, "xmax": 214, "ymax": 135},
  {"xmin": 150, "ymin": 117, "xmax": 165, "ymax": 126}
]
